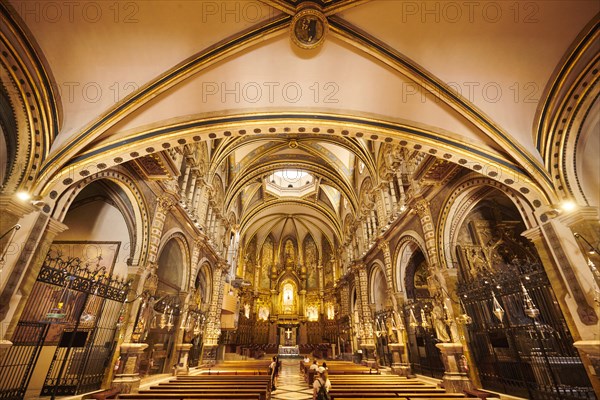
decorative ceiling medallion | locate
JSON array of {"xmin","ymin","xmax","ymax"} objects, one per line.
[{"xmin": 290, "ymin": 6, "xmax": 328, "ymax": 50}]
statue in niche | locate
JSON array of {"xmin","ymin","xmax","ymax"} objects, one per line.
[
  {"xmin": 305, "ymin": 238, "xmax": 317, "ymax": 289},
  {"xmin": 432, "ymin": 303, "xmax": 451, "ymax": 343},
  {"xmin": 244, "ymin": 255, "xmax": 255, "ymax": 284},
  {"xmin": 260, "ymin": 239, "xmax": 273, "ymax": 289},
  {"xmin": 386, "ymin": 318, "xmax": 398, "ymax": 343},
  {"xmin": 307, "ymin": 266, "xmax": 318, "ymax": 289},
  {"xmin": 284, "ymin": 240, "xmax": 296, "ymax": 269},
  {"xmin": 414, "ymin": 263, "xmax": 428, "ymax": 288},
  {"xmin": 464, "ymin": 246, "xmax": 490, "ymax": 279}
]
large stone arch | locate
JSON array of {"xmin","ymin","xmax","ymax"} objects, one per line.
[
  {"xmin": 368, "ymin": 260, "xmax": 388, "ymax": 310},
  {"xmin": 437, "ymin": 173, "xmax": 538, "ymax": 270},
  {"xmin": 0, "ymin": 5, "xmax": 60, "ymax": 194},
  {"xmin": 49, "ymin": 169, "xmax": 150, "ymax": 265},
  {"xmin": 194, "ymin": 260, "xmax": 213, "ymax": 310},
  {"xmin": 157, "ymin": 229, "xmax": 191, "ymax": 293},
  {"xmin": 35, "ymin": 113, "xmax": 554, "ymax": 218},
  {"xmin": 394, "ymin": 232, "xmax": 428, "ymax": 295},
  {"xmin": 534, "ymin": 19, "xmax": 599, "ymax": 208},
  {"xmin": 33, "ymin": 11, "xmax": 552, "ymax": 200}
]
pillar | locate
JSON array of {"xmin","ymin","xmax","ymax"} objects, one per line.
[
  {"xmin": 174, "ymin": 343, "xmax": 193, "ymax": 375},
  {"xmin": 436, "ymin": 342, "xmax": 473, "ymax": 393},
  {"xmin": 354, "ymin": 263, "xmax": 376, "ymax": 363},
  {"xmin": 115, "ymin": 195, "xmax": 175, "ymax": 389},
  {"xmin": 415, "ymin": 198, "xmax": 473, "ymax": 388},
  {"xmin": 392, "ymin": 293, "xmax": 412, "ymax": 376},
  {"xmin": 192, "ymin": 178, "xmax": 204, "ymax": 217},
  {"xmin": 187, "ymin": 171, "xmax": 197, "ymax": 205},
  {"xmin": 202, "ymin": 262, "xmax": 226, "ymax": 364},
  {"xmin": 111, "ymin": 343, "xmax": 148, "ymax": 394},
  {"xmin": 179, "ymin": 163, "xmax": 191, "ymax": 198},
  {"xmin": 147, "ymin": 196, "xmax": 177, "ymax": 264}
]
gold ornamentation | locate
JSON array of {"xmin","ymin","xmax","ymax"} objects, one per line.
[{"xmin": 291, "ymin": 7, "xmax": 328, "ymax": 50}]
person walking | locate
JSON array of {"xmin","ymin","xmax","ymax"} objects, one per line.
[
  {"xmin": 312, "ymin": 366, "xmax": 331, "ymax": 400},
  {"xmin": 269, "ymin": 356, "xmax": 278, "ymax": 391}
]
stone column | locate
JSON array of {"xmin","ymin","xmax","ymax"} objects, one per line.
[
  {"xmin": 370, "ymin": 211, "xmax": 378, "ymax": 244},
  {"xmin": 192, "ymin": 178, "xmax": 204, "ymax": 217},
  {"xmin": 573, "ymin": 341, "xmax": 600, "ymax": 387},
  {"xmin": 414, "ymin": 198, "xmax": 474, "ymax": 388},
  {"xmin": 390, "ymin": 293, "xmax": 412, "ymax": 376},
  {"xmin": 187, "ymin": 171, "xmax": 198, "ymax": 205},
  {"xmin": 376, "ymin": 188, "xmax": 388, "ymax": 229},
  {"xmin": 388, "ymin": 179, "xmax": 398, "ymax": 214},
  {"xmin": 112, "ymin": 343, "xmax": 148, "ymax": 394},
  {"xmin": 205, "ymin": 206, "xmax": 213, "ymax": 231},
  {"xmin": 147, "ymin": 196, "xmax": 176, "ymax": 264},
  {"xmin": 395, "ymin": 170, "xmax": 406, "ymax": 207},
  {"xmin": 436, "ymin": 342, "xmax": 473, "ymax": 393},
  {"xmin": 378, "ymin": 241, "xmax": 394, "ymax": 299},
  {"xmin": 354, "ymin": 263, "xmax": 376, "ymax": 362},
  {"xmin": 174, "ymin": 343, "xmax": 193, "ymax": 375},
  {"xmin": 202, "ymin": 262, "xmax": 226, "ymax": 364},
  {"xmin": 179, "ymin": 163, "xmax": 191, "ymax": 198},
  {"xmin": 123, "ymin": 195, "xmax": 175, "ymax": 341}
]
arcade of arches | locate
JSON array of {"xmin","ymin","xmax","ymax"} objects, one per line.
[{"xmin": 0, "ymin": 1, "xmax": 599, "ymax": 399}]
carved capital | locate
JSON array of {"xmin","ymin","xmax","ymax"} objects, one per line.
[
  {"xmin": 350, "ymin": 262, "xmax": 366, "ymax": 275},
  {"xmin": 143, "ymin": 263, "xmax": 159, "ymax": 295},
  {"xmin": 156, "ymin": 195, "xmax": 176, "ymax": 213},
  {"xmin": 414, "ymin": 198, "xmax": 430, "ymax": 217},
  {"xmin": 377, "ymin": 240, "xmax": 390, "ymax": 254}
]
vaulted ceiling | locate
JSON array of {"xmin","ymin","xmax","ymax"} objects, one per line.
[{"xmin": 3, "ymin": 0, "xmax": 599, "ymax": 266}]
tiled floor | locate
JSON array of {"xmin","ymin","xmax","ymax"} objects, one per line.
[{"xmin": 271, "ymin": 359, "xmax": 314, "ymax": 400}]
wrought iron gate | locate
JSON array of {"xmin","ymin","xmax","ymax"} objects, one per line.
[
  {"xmin": 404, "ymin": 302, "xmax": 445, "ymax": 379},
  {"xmin": 457, "ymin": 245, "xmax": 596, "ymax": 399},
  {"xmin": 0, "ymin": 252, "xmax": 128, "ymax": 399}
]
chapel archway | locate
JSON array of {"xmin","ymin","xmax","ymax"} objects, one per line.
[
  {"xmin": 454, "ymin": 189, "xmax": 595, "ymax": 398},
  {"xmin": 140, "ymin": 236, "xmax": 188, "ymax": 376},
  {"xmin": 0, "ymin": 179, "xmax": 133, "ymax": 398}
]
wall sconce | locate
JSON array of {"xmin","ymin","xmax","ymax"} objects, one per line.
[{"xmin": 0, "ymin": 224, "xmax": 21, "ymax": 265}]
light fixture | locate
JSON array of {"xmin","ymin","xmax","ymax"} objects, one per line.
[
  {"xmin": 420, "ymin": 308, "xmax": 430, "ymax": 329},
  {"xmin": 16, "ymin": 191, "xmax": 31, "ymax": 201},
  {"xmin": 491, "ymin": 291, "xmax": 505, "ymax": 322},
  {"xmin": 0, "ymin": 224, "xmax": 21, "ymax": 264},
  {"xmin": 521, "ymin": 283, "xmax": 540, "ymax": 319},
  {"xmin": 561, "ymin": 201, "xmax": 576, "ymax": 212}
]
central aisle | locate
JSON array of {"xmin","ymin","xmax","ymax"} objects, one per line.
[{"xmin": 271, "ymin": 359, "xmax": 314, "ymax": 400}]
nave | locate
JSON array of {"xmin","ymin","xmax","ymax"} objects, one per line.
[{"xmin": 0, "ymin": 1, "xmax": 599, "ymax": 399}]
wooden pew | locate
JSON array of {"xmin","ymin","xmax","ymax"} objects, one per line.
[
  {"xmin": 118, "ymin": 394, "xmax": 260, "ymax": 400},
  {"xmin": 177, "ymin": 376, "xmax": 270, "ymax": 381},
  {"xmin": 133, "ymin": 388, "xmax": 268, "ymax": 400},
  {"xmin": 330, "ymin": 393, "xmax": 466, "ymax": 399},
  {"xmin": 334, "ymin": 397, "xmax": 466, "ymax": 400},
  {"xmin": 118, "ymin": 362, "xmax": 272, "ymax": 400}
]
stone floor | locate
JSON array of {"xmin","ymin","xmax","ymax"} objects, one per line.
[{"xmin": 271, "ymin": 359, "xmax": 314, "ymax": 400}]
